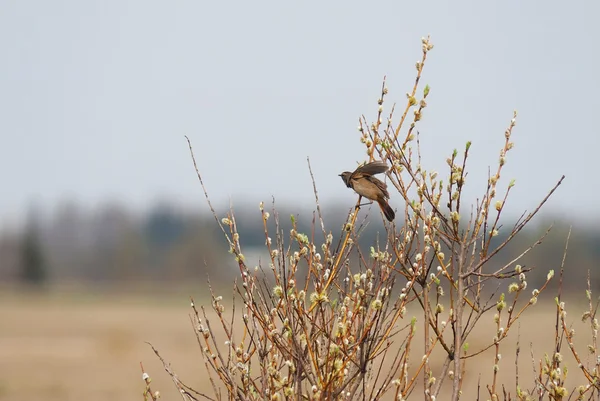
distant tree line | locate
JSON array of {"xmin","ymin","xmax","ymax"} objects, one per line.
[{"xmin": 0, "ymin": 201, "xmax": 598, "ymax": 290}]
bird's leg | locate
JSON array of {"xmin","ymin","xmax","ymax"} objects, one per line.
[
  {"xmin": 354, "ymin": 196, "xmax": 369, "ymax": 214},
  {"xmin": 357, "ymin": 201, "xmax": 374, "ymax": 207}
]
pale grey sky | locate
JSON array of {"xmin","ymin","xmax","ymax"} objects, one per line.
[{"xmin": 1, "ymin": 1, "xmax": 598, "ymax": 226}]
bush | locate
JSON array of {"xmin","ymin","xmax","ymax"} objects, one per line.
[{"xmin": 141, "ymin": 37, "xmax": 600, "ymax": 401}]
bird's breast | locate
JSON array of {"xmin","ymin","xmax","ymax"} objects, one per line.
[{"xmin": 350, "ymin": 178, "xmax": 381, "ymax": 201}]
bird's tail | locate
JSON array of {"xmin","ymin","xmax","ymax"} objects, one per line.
[{"xmin": 377, "ymin": 199, "xmax": 395, "ymax": 222}]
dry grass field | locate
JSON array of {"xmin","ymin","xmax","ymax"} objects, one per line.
[{"xmin": 0, "ymin": 287, "xmax": 594, "ymax": 400}]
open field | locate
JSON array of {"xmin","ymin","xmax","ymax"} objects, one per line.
[{"xmin": 0, "ymin": 287, "xmax": 595, "ymax": 400}]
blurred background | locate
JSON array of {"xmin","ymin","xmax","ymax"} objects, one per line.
[{"xmin": 1, "ymin": 1, "xmax": 599, "ymax": 400}]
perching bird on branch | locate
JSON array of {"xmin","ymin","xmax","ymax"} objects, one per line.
[{"xmin": 339, "ymin": 160, "xmax": 395, "ymax": 222}]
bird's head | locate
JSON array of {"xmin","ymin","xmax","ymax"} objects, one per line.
[{"xmin": 339, "ymin": 171, "xmax": 353, "ymax": 187}]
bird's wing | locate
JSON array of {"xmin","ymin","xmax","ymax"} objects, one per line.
[
  {"xmin": 367, "ymin": 176, "xmax": 390, "ymax": 199},
  {"xmin": 354, "ymin": 160, "xmax": 389, "ymax": 176}
]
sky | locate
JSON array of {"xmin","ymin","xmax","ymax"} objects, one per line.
[{"xmin": 1, "ymin": 1, "xmax": 598, "ymax": 227}]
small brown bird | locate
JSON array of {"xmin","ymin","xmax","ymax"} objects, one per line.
[{"xmin": 339, "ymin": 160, "xmax": 395, "ymax": 222}]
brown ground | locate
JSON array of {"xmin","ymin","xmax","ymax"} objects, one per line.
[{"xmin": 0, "ymin": 288, "xmax": 594, "ymax": 400}]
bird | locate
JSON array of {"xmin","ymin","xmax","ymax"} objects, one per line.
[{"xmin": 339, "ymin": 160, "xmax": 395, "ymax": 222}]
